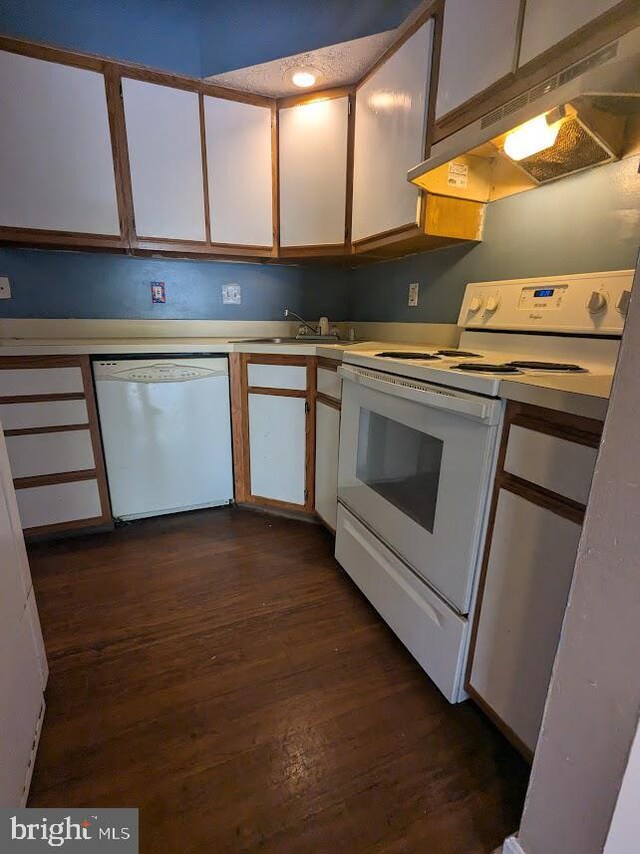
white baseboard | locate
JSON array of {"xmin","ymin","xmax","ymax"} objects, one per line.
[{"xmin": 501, "ymin": 836, "xmax": 526, "ymax": 854}]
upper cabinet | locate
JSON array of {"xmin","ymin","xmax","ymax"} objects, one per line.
[
  {"xmin": 518, "ymin": 0, "xmax": 624, "ymax": 66},
  {"xmin": 435, "ymin": 0, "xmax": 522, "ymax": 120},
  {"xmin": 122, "ymin": 78, "xmax": 206, "ymax": 243},
  {"xmin": 278, "ymin": 96, "xmax": 349, "ymax": 251},
  {"xmin": 0, "ymin": 50, "xmax": 120, "ymax": 240},
  {"xmin": 351, "ymin": 20, "xmax": 433, "ymax": 245},
  {"xmin": 204, "ymin": 97, "xmax": 274, "ymax": 249}
]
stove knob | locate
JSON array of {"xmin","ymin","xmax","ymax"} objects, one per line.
[
  {"xmin": 587, "ymin": 289, "xmax": 608, "ymax": 315},
  {"xmin": 617, "ymin": 289, "xmax": 632, "ymax": 317},
  {"xmin": 485, "ymin": 295, "xmax": 501, "ymax": 314},
  {"xmin": 469, "ymin": 295, "xmax": 484, "ymax": 313}
]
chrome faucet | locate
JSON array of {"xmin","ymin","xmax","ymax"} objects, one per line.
[{"xmin": 284, "ymin": 309, "xmax": 320, "ymax": 337}]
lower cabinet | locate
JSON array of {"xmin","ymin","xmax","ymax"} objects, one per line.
[
  {"xmin": 230, "ymin": 353, "xmax": 316, "ymax": 512},
  {"xmin": 0, "ymin": 356, "xmax": 112, "ymax": 536},
  {"xmin": 468, "ymin": 401, "xmax": 602, "ymax": 757},
  {"xmin": 315, "ymin": 358, "xmax": 342, "ymax": 531}
]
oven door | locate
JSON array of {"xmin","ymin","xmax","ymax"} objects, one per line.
[{"xmin": 337, "ymin": 364, "xmax": 503, "ymax": 614}]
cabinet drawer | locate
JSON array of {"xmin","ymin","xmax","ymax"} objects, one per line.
[
  {"xmin": 335, "ymin": 504, "xmax": 468, "ymax": 702},
  {"xmin": 6, "ymin": 430, "xmax": 95, "ymax": 479},
  {"xmin": 247, "ymin": 363, "xmax": 307, "ymax": 390},
  {"xmin": 504, "ymin": 425, "xmax": 598, "ymax": 505},
  {"xmin": 16, "ymin": 479, "xmax": 102, "ymax": 530},
  {"xmin": 0, "ymin": 367, "xmax": 84, "ymax": 397},
  {"xmin": 317, "ymin": 366, "xmax": 342, "ymax": 401},
  {"xmin": 0, "ymin": 399, "xmax": 89, "ymax": 431}
]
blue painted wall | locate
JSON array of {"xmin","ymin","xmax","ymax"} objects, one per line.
[
  {"xmin": 0, "ymin": 0, "xmax": 203, "ymax": 77},
  {"xmin": 0, "ymin": 0, "xmax": 421, "ymax": 77},
  {"xmin": 349, "ymin": 156, "xmax": 640, "ymax": 324},
  {"xmin": 0, "ymin": 250, "xmax": 350, "ymax": 320}
]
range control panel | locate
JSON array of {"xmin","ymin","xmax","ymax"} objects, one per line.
[{"xmin": 458, "ymin": 271, "xmax": 635, "ymax": 334}]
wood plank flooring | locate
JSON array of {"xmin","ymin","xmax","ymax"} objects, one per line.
[{"xmin": 27, "ymin": 507, "xmax": 529, "ymax": 852}]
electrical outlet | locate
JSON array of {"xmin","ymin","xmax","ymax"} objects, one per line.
[
  {"xmin": 0, "ymin": 277, "xmax": 11, "ymax": 299},
  {"xmin": 408, "ymin": 282, "xmax": 419, "ymax": 307},
  {"xmin": 222, "ymin": 283, "xmax": 241, "ymax": 305}
]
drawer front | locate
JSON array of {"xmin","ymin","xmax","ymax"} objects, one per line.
[
  {"xmin": 0, "ymin": 399, "xmax": 89, "ymax": 431},
  {"xmin": 317, "ymin": 366, "xmax": 342, "ymax": 400},
  {"xmin": 504, "ymin": 425, "xmax": 598, "ymax": 505},
  {"xmin": 0, "ymin": 367, "xmax": 84, "ymax": 397},
  {"xmin": 6, "ymin": 430, "xmax": 95, "ymax": 479},
  {"xmin": 335, "ymin": 504, "xmax": 468, "ymax": 702},
  {"xmin": 247, "ymin": 363, "xmax": 307, "ymax": 390},
  {"xmin": 16, "ymin": 479, "xmax": 102, "ymax": 530}
]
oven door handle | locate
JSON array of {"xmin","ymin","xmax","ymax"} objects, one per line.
[{"xmin": 338, "ymin": 364, "xmax": 501, "ymax": 424}]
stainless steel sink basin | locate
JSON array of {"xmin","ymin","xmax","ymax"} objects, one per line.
[{"xmin": 230, "ymin": 336, "xmax": 342, "ymax": 344}]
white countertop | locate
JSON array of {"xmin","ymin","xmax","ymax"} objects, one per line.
[{"xmin": 0, "ymin": 336, "xmax": 611, "ymax": 419}]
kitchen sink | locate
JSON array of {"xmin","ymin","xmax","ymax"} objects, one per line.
[{"xmin": 230, "ymin": 336, "xmax": 343, "ymax": 344}]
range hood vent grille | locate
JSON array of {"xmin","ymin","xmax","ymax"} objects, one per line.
[
  {"xmin": 518, "ymin": 115, "xmax": 613, "ymax": 182},
  {"xmin": 480, "ymin": 41, "xmax": 620, "ymax": 131}
]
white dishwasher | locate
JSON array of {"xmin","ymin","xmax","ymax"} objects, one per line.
[{"xmin": 93, "ymin": 357, "xmax": 233, "ymax": 520}]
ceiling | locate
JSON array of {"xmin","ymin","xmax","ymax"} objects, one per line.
[{"xmin": 206, "ymin": 30, "xmax": 396, "ymax": 98}]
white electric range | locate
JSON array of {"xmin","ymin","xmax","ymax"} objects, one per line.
[{"xmin": 335, "ymin": 270, "xmax": 633, "ymax": 703}]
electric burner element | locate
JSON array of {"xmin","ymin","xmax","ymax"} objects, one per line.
[
  {"xmin": 375, "ymin": 352, "xmax": 441, "ymax": 361},
  {"xmin": 450, "ymin": 363, "xmax": 522, "ymax": 374},
  {"xmin": 437, "ymin": 349, "xmax": 482, "ymax": 358},
  {"xmin": 505, "ymin": 360, "xmax": 587, "ymax": 373}
]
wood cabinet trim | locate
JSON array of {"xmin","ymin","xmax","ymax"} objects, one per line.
[
  {"xmin": 4, "ymin": 423, "xmax": 89, "ymax": 438},
  {"xmin": 271, "ymin": 104, "xmax": 280, "ymax": 257},
  {"xmin": 317, "ymin": 357, "xmax": 340, "ymax": 372},
  {"xmin": 276, "ymin": 85, "xmax": 355, "ymax": 110},
  {"xmin": 305, "ymin": 357, "xmax": 318, "ymax": 512},
  {"xmin": 23, "ymin": 515, "xmax": 113, "ymax": 538},
  {"xmin": 14, "ymin": 468, "xmax": 98, "ymax": 490},
  {"xmin": 0, "ymin": 393, "xmax": 86, "ymax": 405},
  {"xmin": 198, "ymin": 93, "xmax": 212, "ymax": 245},
  {"xmin": 104, "ymin": 68, "xmax": 136, "ymax": 246},
  {"xmin": 316, "ymin": 392, "xmax": 341, "ymax": 411},
  {"xmin": 79, "ymin": 355, "xmax": 113, "ymax": 526},
  {"xmin": 248, "ymin": 386, "xmax": 307, "ymax": 399}
]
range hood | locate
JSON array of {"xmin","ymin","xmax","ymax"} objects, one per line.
[{"xmin": 408, "ymin": 26, "xmax": 640, "ymax": 203}]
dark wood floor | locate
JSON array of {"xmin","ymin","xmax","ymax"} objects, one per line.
[{"xmin": 27, "ymin": 507, "xmax": 529, "ymax": 853}]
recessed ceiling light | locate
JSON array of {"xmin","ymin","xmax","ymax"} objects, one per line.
[{"xmin": 290, "ymin": 67, "xmax": 320, "ymax": 89}]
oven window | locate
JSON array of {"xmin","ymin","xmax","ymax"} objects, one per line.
[{"xmin": 356, "ymin": 409, "xmax": 443, "ymax": 533}]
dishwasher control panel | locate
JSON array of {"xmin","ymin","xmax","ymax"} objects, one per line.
[{"xmin": 93, "ymin": 357, "xmax": 229, "ymax": 383}]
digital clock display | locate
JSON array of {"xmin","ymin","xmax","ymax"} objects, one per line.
[{"xmin": 534, "ymin": 288, "xmax": 555, "ymax": 298}]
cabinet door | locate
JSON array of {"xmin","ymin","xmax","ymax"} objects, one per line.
[
  {"xmin": 204, "ymin": 97, "xmax": 273, "ymax": 248},
  {"xmin": 435, "ymin": 0, "xmax": 521, "ymax": 120},
  {"xmin": 0, "ymin": 50, "xmax": 120, "ymax": 235},
  {"xmin": 352, "ymin": 20, "xmax": 433, "ymax": 243},
  {"xmin": 122, "ymin": 78, "xmax": 206, "ymax": 241},
  {"xmin": 469, "ymin": 489, "xmax": 582, "ymax": 753},
  {"xmin": 315, "ymin": 401, "xmax": 340, "ymax": 530},
  {"xmin": 519, "ymin": 0, "xmax": 622, "ymax": 67},
  {"xmin": 248, "ymin": 393, "xmax": 307, "ymax": 506},
  {"xmin": 279, "ymin": 96, "xmax": 349, "ymax": 247}
]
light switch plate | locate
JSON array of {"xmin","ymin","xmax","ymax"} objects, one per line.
[
  {"xmin": 408, "ymin": 282, "xmax": 419, "ymax": 307},
  {"xmin": 222, "ymin": 283, "xmax": 242, "ymax": 305},
  {"xmin": 0, "ymin": 277, "xmax": 11, "ymax": 299}
]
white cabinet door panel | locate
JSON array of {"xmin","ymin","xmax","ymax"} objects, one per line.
[
  {"xmin": 317, "ymin": 367, "xmax": 342, "ymax": 401},
  {"xmin": 0, "ymin": 367, "xmax": 84, "ymax": 397},
  {"xmin": 504, "ymin": 426, "xmax": 598, "ymax": 505},
  {"xmin": 247, "ymin": 363, "xmax": 307, "ymax": 390},
  {"xmin": 16, "ymin": 479, "xmax": 102, "ymax": 529},
  {"xmin": 0, "ymin": 400, "xmax": 89, "ymax": 431},
  {"xmin": 436, "ymin": 0, "xmax": 521, "ymax": 119},
  {"xmin": 352, "ymin": 21, "xmax": 433, "ymax": 242},
  {"xmin": 205, "ymin": 97, "xmax": 273, "ymax": 247},
  {"xmin": 123, "ymin": 78, "xmax": 206, "ymax": 241},
  {"xmin": 519, "ymin": 0, "xmax": 621, "ymax": 66},
  {"xmin": 279, "ymin": 97, "xmax": 349, "ymax": 247},
  {"xmin": 249, "ymin": 394, "xmax": 306, "ymax": 505},
  {"xmin": 470, "ymin": 490, "xmax": 581, "ymax": 751},
  {"xmin": 6, "ymin": 430, "xmax": 95, "ymax": 479},
  {"xmin": 0, "ymin": 50, "xmax": 119, "ymax": 234},
  {"xmin": 315, "ymin": 401, "xmax": 340, "ymax": 530}
]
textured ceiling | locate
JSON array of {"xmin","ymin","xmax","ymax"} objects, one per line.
[{"xmin": 205, "ymin": 30, "xmax": 396, "ymax": 97}]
